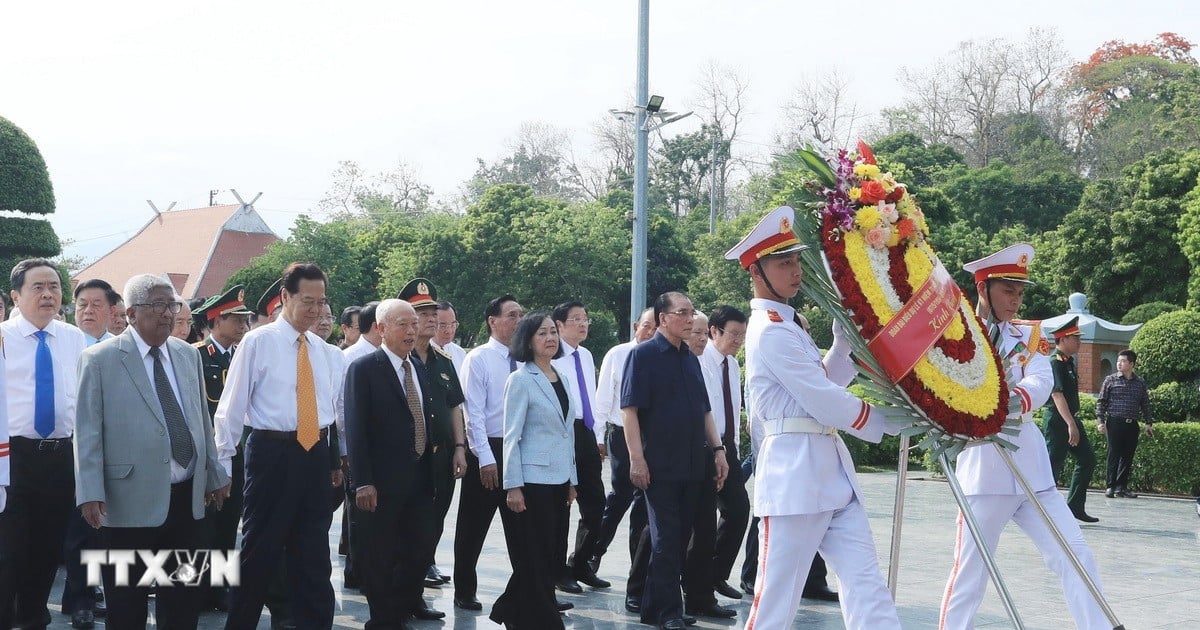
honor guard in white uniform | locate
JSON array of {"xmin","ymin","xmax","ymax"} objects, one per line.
[
  {"xmin": 940, "ymin": 243, "xmax": 1108, "ymax": 630},
  {"xmin": 725, "ymin": 206, "xmax": 902, "ymax": 630}
]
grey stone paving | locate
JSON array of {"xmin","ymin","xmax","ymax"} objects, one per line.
[{"xmin": 46, "ymin": 470, "xmax": 1199, "ymax": 628}]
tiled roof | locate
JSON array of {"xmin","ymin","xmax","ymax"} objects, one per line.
[{"xmin": 73, "ymin": 204, "xmax": 279, "ymax": 300}]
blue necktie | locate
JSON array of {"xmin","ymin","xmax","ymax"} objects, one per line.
[
  {"xmin": 573, "ymin": 349, "xmax": 594, "ymax": 430},
  {"xmin": 34, "ymin": 330, "xmax": 55, "ymax": 438}
]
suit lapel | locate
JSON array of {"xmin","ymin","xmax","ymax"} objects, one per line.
[
  {"xmin": 166, "ymin": 340, "xmax": 197, "ymax": 416},
  {"xmin": 376, "ymin": 349, "xmax": 408, "ymax": 408},
  {"xmin": 118, "ymin": 333, "xmax": 166, "ymax": 428},
  {"xmin": 529, "ymin": 365, "xmax": 565, "ymax": 423}
]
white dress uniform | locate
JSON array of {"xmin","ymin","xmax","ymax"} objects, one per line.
[
  {"xmin": 726, "ymin": 206, "xmax": 901, "ymax": 630},
  {"xmin": 0, "ymin": 330, "xmax": 8, "ymax": 512},
  {"xmin": 940, "ymin": 244, "xmax": 1108, "ymax": 630}
]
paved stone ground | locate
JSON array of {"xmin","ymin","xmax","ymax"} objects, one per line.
[{"xmin": 46, "ymin": 470, "xmax": 1199, "ymax": 628}]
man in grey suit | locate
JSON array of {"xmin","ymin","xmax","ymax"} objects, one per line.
[{"xmin": 75, "ymin": 274, "xmax": 231, "ymax": 629}]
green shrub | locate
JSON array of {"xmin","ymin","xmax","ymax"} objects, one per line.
[
  {"xmin": 0, "ymin": 116, "xmax": 55, "ymax": 215},
  {"xmin": 1148, "ymin": 381, "xmax": 1200, "ymax": 423},
  {"xmin": 1121, "ymin": 301, "xmax": 1181, "ymax": 325},
  {"xmin": 1130, "ymin": 310, "xmax": 1200, "ymax": 386}
]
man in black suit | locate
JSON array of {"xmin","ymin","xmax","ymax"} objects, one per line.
[{"xmin": 345, "ymin": 299, "xmax": 438, "ymax": 629}]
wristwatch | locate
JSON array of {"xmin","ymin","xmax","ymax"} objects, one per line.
[{"xmin": 712, "ymin": 445, "xmax": 726, "ymax": 453}]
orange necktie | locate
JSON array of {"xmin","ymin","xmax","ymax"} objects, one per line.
[{"xmin": 296, "ymin": 334, "xmax": 320, "ymax": 450}]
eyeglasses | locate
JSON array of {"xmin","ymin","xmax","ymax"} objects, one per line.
[
  {"xmin": 134, "ymin": 301, "xmax": 183, "ymax": 315},
  {"xmin": 567, "ymin": 317, "xmax": 593, "ymax": 325},
  {"xmin": 666, "ymin": 309, "xmax": 696, "ymax": 319},
  {"xmin": 437, "ymin": 321, "xmax": 459, "ymax": 329},
  {"xmin": 716, "ymin": 327, "xmax": 746, "ymax": 341}
]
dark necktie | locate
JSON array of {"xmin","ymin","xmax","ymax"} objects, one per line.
[
  {"xmin": 402, "ymin": 359, "xmax": 427, "ymax": 455},
  {"xmin": 34, "ymin": 330, "xmax": 54, "ymax": 438},
  {"xmin": 148, "ymin": 346, "xmax": 195, "ymax": 467},
  {"xmin": 721, "ymin": 357, "xmax": 736, "ymax": 451},
  {"xmin": 573, "ymin": 349, "xmax": 594, "ymax": 429},
  {"xmin": 509, "ymin": 354, "xmax": 517, "ymax": 373}
]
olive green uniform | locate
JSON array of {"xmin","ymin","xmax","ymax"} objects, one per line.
[{"xmin": 1042, "ymin": 348, "xmax": 1095, "ymax": 515}]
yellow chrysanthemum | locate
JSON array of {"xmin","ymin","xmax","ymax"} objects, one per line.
[
  {"xmin": 854, "ymin": 164, "xmax": 881, "ymax": 179},
  {"xmin": 855, "ymin": 206, "xmax": 881, "ymax": 230},
  {"xmin": 848, "ymin": 187, "xmax": 862, "ymax": 201}
]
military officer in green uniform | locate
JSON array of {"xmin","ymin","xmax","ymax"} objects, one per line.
[
  {"xmin": 193, "ymin": 285, "xmax": 254, "ymax": 610},
  {"xmin": 399, "ymin": 278, "xmax": 469, "ymax": 596},
  {"xmin": 1042, "ymin": 316, "xmax": 1099, "ymax": 523}
]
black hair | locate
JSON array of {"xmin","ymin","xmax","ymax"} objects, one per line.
[
  {"xmin": 73, "ymin": 278, "xmax": 117, "ymax": 305},
  {"xmin": 485, "ymin": 294, "xmax": 517, "ymax": 333},
  {"xmin": 708, "ymin": 305, "xmax": 747, "ymax": 337},
  {"xmin": 552, "ymin": 301, "xmax": 586, "ymax": 325},
  {"xmin": 10, "ymin": 258, "xmax": 58, "ymax": 293},
  {"xmin": 436, "ymin": 300, "xmax": 456, "ymax": 313},
  {"xmin": 340, "ymin": 305, "xmax": 361, "ymax": 327},
  {"xmin": 1118, "ymin": 349, "xmax": 1137, "ymax": 363},
  {"xmin": 509, "ymin": 311, "xmax": 564, "ymax": 363},
  {"xmin": 358, "ymin": 301, "xmax": 380, "ymax": 335},
  {"xmin": 653, "ymin": 291, "xmax": 685, "ymax": 327},
  {"xmin": 280, "ymin": 262, "xmax": 327, "ymax": 295}
]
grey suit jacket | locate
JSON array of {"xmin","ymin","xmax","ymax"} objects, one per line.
[
  {"xmin": 502, "ymin": 363, "xmax": 577, "ymax": 489},
  {"xmin": 74, "ymin": 330, "xmax": 229, "ymax": 527}
]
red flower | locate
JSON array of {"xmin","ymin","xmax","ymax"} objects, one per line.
[
  {"xmin": 857, "ymin": 140, "xmax": 877, "ymax": 165},
  {"xmin": 896, "ymin": 218, "xmax": 916, "ymax": 240},
  {"xmin": 886, "ymin": 185, "xmax": 905, "ymax": 203},
  {"xmin": 859, "ymin": 181, "xmax": 887, "ymax": 204}
]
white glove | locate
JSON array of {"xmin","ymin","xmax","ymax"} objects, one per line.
[
  {"xmin": 829, "ymin": 320, "xmax": 854, "ymax": 359},
  {"xmin": 1008, "ymin": 392, "xmax": 1025, "ymax": 417},
  {"xmin": 872, "ymin": 405, "xmax": 916, "ymax": 434},
  {"xmin": 832, "ymin": 320, "xmax": 848, "ymax": 345},
  {"xmin": 0, "ymin": 486, "xmax": 6, "ymax": 513}
]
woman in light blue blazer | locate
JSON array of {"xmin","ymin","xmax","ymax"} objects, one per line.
[{"xmin": 489, "ymin": 312, "xmax": 578, "ymax": 630}]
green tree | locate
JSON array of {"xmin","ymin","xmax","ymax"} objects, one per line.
[
  {"xmin": 1121, "ymin": 301, "xmax": 1183, "ymax": 325},
  {"xmin": 871, "ymin": 132, "xmax": 966, "ymax": 188},
  {"xmin": 0, "ymin": 116, "xmax": 60, "ymax": 281},
  {"xmin": 1129, "ymin": 309, "xmax": 1200, "ymax": 386},
  {"xmin": 941, "ymin": 163, "xmax": 1084, "ymax": 233}
]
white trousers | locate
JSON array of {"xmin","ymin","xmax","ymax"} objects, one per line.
[
  {"xmin": 745, "ymin": 501, "xmax": 900, "ymax": 630},
  {"xmin": 939, "ymin": 489, "xmax": 1109, "ymax": 629}
]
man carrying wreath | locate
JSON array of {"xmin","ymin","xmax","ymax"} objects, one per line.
[
  {"xmin": 726, "ymin": 206, "xmax": 902, "ymax": 630},
  {"xmin": 939, "ymin": 244, "xmax": 1108, "ymax": 629}
]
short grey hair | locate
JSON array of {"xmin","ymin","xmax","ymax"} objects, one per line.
[
  {"xmin": 373, "ymin": 298, "xmax": 410, "ymax": 325},
  {"xmin": 123, "ymin": 274, "xmax": 176, "ymax": 307}
]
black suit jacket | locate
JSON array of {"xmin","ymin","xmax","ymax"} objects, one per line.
[{"xmin": 345, "ymin": 348, "xmax": 427, "ymax": 499}]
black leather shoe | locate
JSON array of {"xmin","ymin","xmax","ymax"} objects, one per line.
[
  {"xmin": 454, "ymin": 596, "xmax": 483, "ymax": 611},
  {"xmin": 683, "ymin": 615, "xmax": 698, "ymax": 626},
  {"xmin": 270, "ymin": 620, "xmax": 298, "ymax": 630},
  {"xmin": 434, "ymin": 564, "xmax": 451, "ymax": 583},
  {"xmin": 625, "ymin": 596, "xmax": 641, "ymax": 613},
  {"xmin": 1072, "ymin": 509, "xmax": 1100, "ymax": 523},
  {"xmin": 1117, "ymin": 488, "xmax": 1139, "ymax": 498},
  {"xmin": 714, "ymin": 580, "xmax": 743, "ymax": 600},
  {"xmin": 71, "ymin": 610, "xmax": 95, "ymax": 629},
  {"xmin": 660, "ymin": 619, "xmax": 688, "ymax": 630},
  {"xmin": 411, "ymin": 603, "xmax": 446, "ymax": 620},
  {"xmin": 556, "ymin": 599, "xmax": 574, "ymax": 612},
  {"xmin": 1104, "ymin": 487, "xmax": 1116, "ymax": 498},
  {"xmin": 740, "ymin": 579, "xmax": 755, "ymax": 595},
  {"xmin": 686, "ymin": 602, "xmax": 737, "ymax": 618},
  {"xmin": 555, "ymin": 578, "xmax": 583, "ymax": 594},
  {"xmin": 424, "ymin": 566, "xmax": 444, "ymax": 588},
  {"xmin": 803, "ymin": 586, "xmax": 840, "ymax": 602},
  {"xmin": 587, "ymin": 555, "xmax": 601, "ymax": 574},
  {"xmin": 576, "ymin": 569, "xmax": 611, "ymax": 589}
]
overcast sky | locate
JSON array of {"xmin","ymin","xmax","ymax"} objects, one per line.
[{"xmin": 3, "ymin": 0, "xmax": 1194, "ymax": 263}]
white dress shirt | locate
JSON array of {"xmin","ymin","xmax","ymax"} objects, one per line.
[
  {"xmin": 342, "ymin": 335, "xmax": 378, "ymax": 365},
  {"xmin": 594, "ymin": 340, "xmax": 636, "ymax": 430},
  {"xmin": 338, "ymin": 335, "xmax": 379, "ymax": 456},
  {"xmin": 214, "ymin": 317, "xmax": 343, "ymax": 476},
  {"xmin": 461, "ymin": 336, "xmax": 519, "ymax": 467},
  {"xmin": 381, "ymin": 343, "xmax": 426, "ymax": 434},
  {"xmin": 128, "ymin": 327, "xmax": 196, "ymax": 482},
  {"xmin": 1, "ymin": 314, "xmax": 87, "ymax": 439},
  {"xmin": 552, "ymin": 339, "xmax": 602, "ymax": 444},
  {"xmin": 700, "ymin": 341, "xmax": 742, "ymax": 451}
]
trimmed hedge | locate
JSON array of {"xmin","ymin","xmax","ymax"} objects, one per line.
[
  {"xmin": 1121, "ymin": 301, "xmax": 1181, "ymax": 325},
  {"xmin": 0, "ymin": 116, "xmax": 55, "ymax": 214},
  {"xmin": 1130, "ymin": 310, "xmax": 1200, "ymax": 386},
  {"xmin": 1149, "ymin": 380, "xmax": 1200, "ymax": 423}
]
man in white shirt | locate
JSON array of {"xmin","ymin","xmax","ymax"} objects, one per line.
[
  {"xmin": 215, "ymin": 263, "xmax": 345, "ymax": 629},
  {"xmin": 591, "ymin": 308, "xmax": 656, "ymax": 584},
  {"xmin": 434, "ymin": 301, "xmax": 468, "ymax": 380},
  {"xmin": 550, "ymin": 301, "xmax": 610, "ymax": 593},
  {"xmin": 73, "ymin": 279, "xmax": 117, "ymax": 346},
  {"xmin": 697, "ymin": 306, "xmax": 751, "ymax": 602},
  {"xmin": 343, "ymin": 301, "xmax": 382, "ymax": 365},
  {"xmin": 452, "ymin": 294, "xmax": 523, "ymax": 611},
  {"xmin": 0, "ymin": 258, "xmax": 88, "ymax": 629}
]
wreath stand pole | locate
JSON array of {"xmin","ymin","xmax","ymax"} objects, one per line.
[
  {"xmin": 940, "ymin": 452, "xmax": 1026, "ymax": 629},
  {"xmin": 886, "ymin": 433, "xmax": 910, "ymax": 597},
  {"xmin": 992, "ymin": 445, "xmax": 1125, "ymax": 630}
]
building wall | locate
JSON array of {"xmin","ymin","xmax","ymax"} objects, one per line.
[{"xmin": 1077, "ymin": 342, "xmax": 1127, "ymax": 394}]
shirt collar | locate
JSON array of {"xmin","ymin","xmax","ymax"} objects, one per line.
[
  {"xmin": 750, "ymin": 298, "xmax": 795, "ymax": 321},
  {"xmin": 14, "ymin": 313, "xmax": 53, "ymax": 338},
  {"xmin": 210, "ymin": 337, "xmax": 231, "ymax": 355},
  {"xmin": 380, "ymin": 343, "xmax": 410, "ymax": 370},
  {"xmin": 702, "ymin": 341, "xmax": 728, "ymax": 365},
  {"xmin": 128, "ymin": 326, "xmax": 166, "ymax": 361},
  {"xmin": 486, "ymin": 336, "xmax": 511, "ymax": 357},
  {"xmin": 560, "ymin": 339, "xmax": 580, "ymax": 355},
  {"xmin": 649, "ymin": 331, "xmax": 688, "ymax": 354}
]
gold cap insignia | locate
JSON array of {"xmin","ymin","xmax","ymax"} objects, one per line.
[
  {"xmin": 418, "ymin": 282, "xmax": 429, "ymax": 295},
  {"xmin": 780, "ymin": 217, "xmax": 791, "ymax": 233}
]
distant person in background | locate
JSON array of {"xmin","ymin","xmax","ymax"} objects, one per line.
[
  {"xmin": 434, "ymin": 301, "xmax": 467, "ymax": 376},
  {"xmin": 171, "ymin": 299, "xmax": 193, "ymax": 341},
  {"xmin": 311, "ymin": 302, "xmax": 335, "ymax": 341},
  {"xmin": 1042, "ymin": 317, "xmax": 1098, "ymax": 522},
  {"xmin": 109, "ymin": 299, "xmax": 128, "ymax": 336},
  {"xmin": 339, "ymin": 305, "xmax": 361, "ymax": 349},
  {"xmin": 188, "ymin": 296, "xmax": 209, "ymax": 343},
  {"xmin": 1098, "ymin": 349, "xmax": 1153, "ymax": 499},
  {"xmin": 73, "ymin": 279, "xmax": 116, "ymax": 345},
  {"xmin": 686, "ymin": 311, "xmax": 708, "ymax": 357}
]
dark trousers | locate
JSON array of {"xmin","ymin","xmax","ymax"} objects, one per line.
[
  {"xmin": 1105, "ymin": 419, "xmax": 1140, "ymax": 491},
  {"xmin": 453, "ymin": 438, "xmax": 504, "ymax": 600},
  {"xmin": 0, "ymin": 437, "xmax": 75, "ymax": 629},
  {"xmin": 712, "ymin": 449, "xmax": 750, "ymax": 583},
  {"xmin": 595, "ymin": 426, "xmax": 647, "ymax": 564},
  {"xmin": 1045, "ymin": 417, "xmax": 1096, "ymax": 512},
  {"xmin": 356, "ymin": 464, "xmax": 435, "ymax": 629},
  {"xmin": 429, "ymin": 450, "xmax": 458, "ymax": 569},
  {"xmin": 101, "ymin": 478, "xmax": 205, "ymax": 630},
  {"xmin": 340, "ymin": 461, "xmax": 358, "ymax": 580},
  {"xmin": 490, "ymin": 483, "xmax": 569, "ymax": 630},
  {"xmin": 683, "ymin": 470, "xmax": 718, "ymax": 610},
  {"xmin": 202, "ymin": 446, "xmax": 244, "ymax": 607},
  {"xmin": 640, "ymin": 478, "xmax": 702, "ymax": 625},
  {"xmin": 225, "ymin": 431, "xmax": 334, "ymax": 630},
  {"xmin": 562, "ymin": 419, "xmax": 605, "ymax": 577},
  {"xmin": 61, "ymin": 508, "xmax": 101, "ymax": 615}
]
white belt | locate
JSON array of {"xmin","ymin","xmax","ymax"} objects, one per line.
[{"xmin": 763, "ymin": 417, "xmax": 837, "ymax": 436}]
